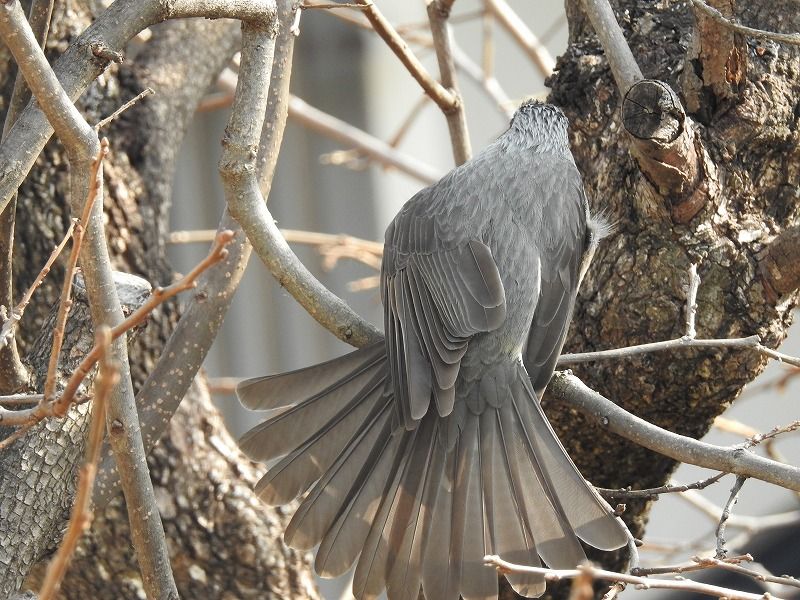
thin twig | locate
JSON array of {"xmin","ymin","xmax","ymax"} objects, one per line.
[
  {"xmin": 694, "ymin": 556, "xmax": 800, "ymax": 591},
  {"xmin": 685, "ymin": 263, "xmax": 700, "ymax": 338},
  {"xmin": 598, "ymin": 472, "xmax": 727, "ymax": 500},
  {"xmin": 689, "ymin": 0, "xmax": 800, "ymax": 46},
  {"xmin": 716, "ymin": 475, "xmax": 747, "ymax": 558},
  {"xmin": 426, "ymin": 0, "xmax": 472, "ymax": 165},
  {"xmin": 483, "ymin": 0, "xmax": 555, "ymax": 76},
  {"xmin": 0, "ymin": 218, "xmax": 75, "ymax": 351},
  {"xmin": 38, "ymin": 326, "xmax": 117, "ymax": 600},
  {"xmin": 558, "ymin": 334, "xmax": 800, "ymax": 368},
  {"xmin": 632, "ymin": 554, "xmax": 753, "ymax": 576},
  {"xmin": 169, "ymin": 228, "xmax": 383, "ymax": 271},
  {"xmin": 94, "ymin": 87, "xmax": 154, "ymax": 131},
  {"xmin": 353, "ymin": 0, "xmax": 459, "ymax": 112},
  {"xmin": 0, "ymin": 393, "xmax": 43, "ymax": 405},
  {"xmin": 44, "ymin": 140, "xmax": 108, "ymax": 400},
  {"xmin": 484, "ymin": 555, "xmax": 772, "ymax": 600}
]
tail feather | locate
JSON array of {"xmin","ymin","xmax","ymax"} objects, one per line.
[
  {"xmin": 459, "ymin": 417, "xmax": 498, "ymax": 600},
  {"xmin": 313, "ymin": 414, "xmax": 400, "ymax": 575},
  {"xmin": 253, "ymin": 371, "xmax": 387, "ymax": 506},
  {"xmin": 512, "ymin": 372, "xmax": 628, "ymax": 551},
  {"xmin": 385, "ymin": 417, "xmax": 440, "ymax": 600},
  {"xmin": 352, "ymin": 430, "xmax": 417, "ymax": 600},
  {"xmin": 238, "ymin": 351, "xmax": 386, "ymax": 462},
  {"xmin": 502, "ymin": 397, "xmax": 586, "ymax": 569},
  {"xmin": 239, "ymin": 349, "xmax": 628, "ymax": 600},
  {"xmin": 286, "ymin": 395, "xmax": 392, "ymax": 550},
  {"xmin": 481, "ymin": 409, "xmax": 545, "ymax": 598},
  {"xmin": 421, "ymin": 447, "xmax": 457, "ymax": 600},
  {"xmin": 237, "ymin": 342, "xmax": 384, "ymax": 410}
]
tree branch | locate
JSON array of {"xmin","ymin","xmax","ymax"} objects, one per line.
[
  {"xmin": 0, "ymin": 3, "xmax": 179, "ymax": 595},
  {"xmin": 484, "ymin": 555, "xmax": 770, "ymax": 600},
  {"xmin": 0, "ymin": 0, "xmax": 278, "ymax": 216},
  {"xmin": 223, "ymin": 18, "xmax": 383, "ymax": 349},
  {"xmin": 38, "ymin": 327, "xmax": 116, "ymax": 600},
  {"xmin": 483, "ymin": 0, "xmax": 555, "ymax": 77},
  {"xmin": 352, "ymin": 0, "xmax": 458, "ymax": 113},
  {"xmin": 549, "ymin": 372, "xmax": 800, "ymax": 492},
  {"xmin": 426, "ymin": 0, "xmax": 472, "ymax": 165},
  {"xmin": 689, "ymin": 0, "xmax": 800, "ymax": 46}
]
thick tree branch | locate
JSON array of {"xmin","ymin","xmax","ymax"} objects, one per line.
[
  {"xmin": 0, "ymin": 0, "xmax": 277, "ymax": 215},
  {"xmin": 224, "ymin": 19, "xmax": 382, "ymax": 348},
  {"xmin": 549, "ymin": 372, "xmax": 800, "ymax": 492},
  {"xmin": 578, "ymin": 0, "xmax": 704, "ymax": 215}
]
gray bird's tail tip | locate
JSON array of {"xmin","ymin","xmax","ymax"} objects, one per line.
[{"xmin": 237, "ymin": 350, "xmax": 629, "ymax": 600}]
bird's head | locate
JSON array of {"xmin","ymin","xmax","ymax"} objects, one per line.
[{"xmin": 505, "ymin": 100, "xmax": 571, "ymax": 153}]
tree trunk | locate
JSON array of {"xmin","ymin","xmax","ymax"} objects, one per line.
[{"xmin": 543, "ymin": 0, "xmax": 799, "ymax": 575}]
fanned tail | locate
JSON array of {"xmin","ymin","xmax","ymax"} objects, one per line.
[{"xmin": 238, "ymin": 350, "xmax": 627, "ymax": 600}]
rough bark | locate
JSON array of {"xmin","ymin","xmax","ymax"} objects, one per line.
[
  {"xmin": 542, "ymin": 0, "xmax": 799, "ymax": 578},
  {"xmin": 1, "ymin": 6, "xmax": 318, "ymax": 599}
]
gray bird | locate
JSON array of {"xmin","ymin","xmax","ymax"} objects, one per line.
[{"xmin": 237, "ymin": 101, "xmax": 629, "ymax": 600}]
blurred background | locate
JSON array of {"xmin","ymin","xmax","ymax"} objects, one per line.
[{"xmin": 166, "ymin": 2, "xmax": 800, "ymax": 598}]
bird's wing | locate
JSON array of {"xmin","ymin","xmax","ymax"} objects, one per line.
[
  {"xmin": 382, "ymin": 192, "xmax": 506, "ymax": 430},
  {"xmin": 523, "ymin": 166, "xmax": 589, "ymax": 396}
]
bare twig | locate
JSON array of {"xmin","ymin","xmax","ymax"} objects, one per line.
[
  {"xmin": 560, "ymin": 264, "xmax": 800, "ymax": 368},
  {"xmin": 353, "ymin": 0, "xmax": 459, "ymax": 113},
  {"xmin": 549, "ymin": 372, "xmax": 800, "ymax": 492},
  {"xmin": 632, "ymin": 554, "xmax": 753, "ymax": 576},
  {"xmin": 598, "ymin": 472, "xmax": 727, "ymax": 500},
  {"xmin": 0, "ymin": 218, "xmax": 75, "ymax": 351},
  {"xmin": 558, "ymin": 333, "xmax": 800, "ymax": 368},
  {"xmin": 95, "ymin": 87, "xmax": 154, "ymax": 131},
  {"xmin": 44, "ymin": 140, "xmax": 108, "ymax": 400},
  {"xmin": 426, "ymin": 0, "xmax": 472, "ymax": 165},
  {"xmin": 716, "ymin": 475, "xmax": 747, "ymax": 558},
  {"xmin": 685, "ymin": 263, "xmax": 700, "ymax": 338},
  {"xmin": 171, "ymin": 228, "xmax": 382, "ymax": 267},
  {"xmin": 483, "ymin": 0, "xmax": 555, "ymax": 77},
  {"xmin": 0, "ymin": 393, "xmax": 43, "ymax": 405},
  {"xmin": 693, "ymin": 556, "xmax": 800, "ymax": 591},
  {"xmin": 38, "ymin": 327, "xmax": 117, "ymax": 600},
  {"xmin": 484, "ymin": 555, "xmax": 772, "ymax": 600},
  {"xmin": 689, "ymin": 0, "xmax": 800, "ymax": 46},
  {"xmin": 289, "ymin": 95, "xmax": 440, "ymax": 184}
]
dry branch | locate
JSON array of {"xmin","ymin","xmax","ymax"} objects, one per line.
[
  {"xmin": 483, "ymin": 0, "xmax": 555, "ymax": 76},
  {"xmin": 38, "ymin": 327, "xmax": 116, "ymax": 600},
  {"xmin": 549, "ymin": 372, "xmax": 800, "ymax": 492},
  {"xmin": 353, "ymin": 0, "xmax": 458, "ymax": 113},
  {"xmin": 426, "ymin": 0, "xmax": 472, "ymax": 165},
  {"xmin": 224, "ymin": 20, "xmax": 382, "ymax": 349},
  {"xmin": 689, "ymin": 0, "xmax": 800, "ymax": 46},
  {"xmin": 484, "ymin": 555, "xmax": 772, "ymax": 600}
]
